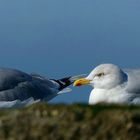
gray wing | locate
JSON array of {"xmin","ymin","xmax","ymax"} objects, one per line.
[
  {"xmin": 124, "ymin": 69, "xmax": 140, "ymax": 94},
  {"xmin": 0, "ymin": 68, "xmax": 58, "ymax": 102}
]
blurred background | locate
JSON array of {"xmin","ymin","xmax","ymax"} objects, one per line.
[{"xmin": 0, "ymin": 0, "xmax": 140, "ymax": 104}]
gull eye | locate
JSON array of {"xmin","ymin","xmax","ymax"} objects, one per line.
[{"xmin": 96, "ymin": 73, "xmax": 105, "ymax": 77}]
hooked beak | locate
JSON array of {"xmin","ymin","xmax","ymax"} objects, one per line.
[{"xmin": 73, "ymin": 78, "xmax": 91, "ymax": 86}]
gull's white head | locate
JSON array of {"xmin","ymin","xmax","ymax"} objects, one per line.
[{"xmin": 74, "ymin": 64, "xmax": 127, "ymax": 90}]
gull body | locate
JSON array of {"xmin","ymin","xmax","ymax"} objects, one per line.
[
  {"xmin": 0, "ymin": 67, "xmax": 83, "ymax": 108},
  {"xmin": 74, "ymin": 64, "xmax": 140, "ymax": 104}
]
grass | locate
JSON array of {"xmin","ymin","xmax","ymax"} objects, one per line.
[{"xmin": 0, "ymin": 103, "xmax": 139, "ymax": 140}]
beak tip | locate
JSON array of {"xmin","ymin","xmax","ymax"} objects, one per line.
[
  {"xmin": 73, "ymin": 83, "xmax": 82, "ymax": 87},
  {"xmin": 73, "ymin": 78, "xmax": 91, "ymax": 87},
  {"xmin": 73, "ymin": 78, "xmax": 90, "ymax": 87}
]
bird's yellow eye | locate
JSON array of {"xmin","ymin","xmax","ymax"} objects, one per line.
[{"xmin": 96, "ymin": 73, "xmax": 105, "ymax": 77}]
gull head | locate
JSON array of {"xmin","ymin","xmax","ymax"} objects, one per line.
[{"xmin": 74, "ymin": 64, "xmax": 127, "ymax": 90}]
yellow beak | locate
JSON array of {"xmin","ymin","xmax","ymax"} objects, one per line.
[{"xmin": 73, "ymin": 78, "xmax": 91, "ymax": 86}]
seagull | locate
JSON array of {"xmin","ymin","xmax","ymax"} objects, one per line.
[
  {"xmin": 74, "ymin": 64, "xmax": 140, "ymax": 105},
  {"xmin": 0, "ymin": 67, "xmax": 84, "ymax": 108}
]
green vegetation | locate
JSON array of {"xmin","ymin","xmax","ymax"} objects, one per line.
[{"xmin": 0, "ymin": 104, "xmax": 139, "ymax": 140}]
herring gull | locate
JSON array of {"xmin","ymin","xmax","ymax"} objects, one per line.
[
  {"xmin": 74, "ymin": 64, "xmax": 140, "ymax": 105},
  {"xmin": 0, "ymin": 67, "xmax": 84, "ymax": 108}
]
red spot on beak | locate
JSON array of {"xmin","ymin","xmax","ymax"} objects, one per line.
[{"xmin": 76, "ymin": 83, "xmax": 82, "ymax": 86}]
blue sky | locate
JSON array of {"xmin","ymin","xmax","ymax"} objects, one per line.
[{"xmin": 0, "ymin": 0, "xmax": 140, "ymax": 103}]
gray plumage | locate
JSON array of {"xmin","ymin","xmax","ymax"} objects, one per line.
[
  {"xmin": 124, "ymin": 69, "xmax": 140, "ymax": 94},
  {"xmin": 0, "ymin": 68, "xmax": 84, "ymax": 108}
]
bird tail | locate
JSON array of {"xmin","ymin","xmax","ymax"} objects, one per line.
[{"xmin": 55, "ymin": 74, "xmax": 86, "ymax": 94}]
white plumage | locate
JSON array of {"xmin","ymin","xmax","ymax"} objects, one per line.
[{"xmin": 74, "ymin": 64, "xmax": 140, "ymax": 105}]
